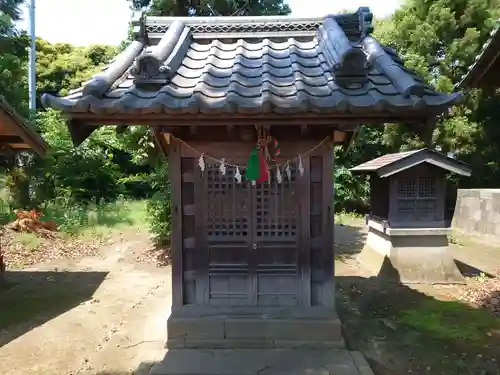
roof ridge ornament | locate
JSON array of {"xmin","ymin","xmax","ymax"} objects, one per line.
[
  {"xmin": 82, "ymin": 40, "xmax": 144, "ymax": 98},
  {"xmin": 362, "ymin": 36, "xmax": 425, "ymax": 98},
  {"xmin": 317, "ymin": 14, "xmax": 369, "ymax": 88},
  {"xmin": 131, "ymin": 21, "xmax": 191, "ymax": 87},
  {"xmin": 356, "ymin": 7, "xmax": 374, "ymax": 39}
]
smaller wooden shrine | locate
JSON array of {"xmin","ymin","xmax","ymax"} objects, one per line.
[
  {"xmin": 0, "ymin": 96, "xmax": 48, "ymax": 283},
  {"xmin": 0, "ymin": 96, "xmax": 48, "ymax": 157},
  {"xmin": 351, "ymin": 148, "xmax": 472, "ymax": 284}
]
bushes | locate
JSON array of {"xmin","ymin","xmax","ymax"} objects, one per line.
[
  {"xmin": 146, "ymin": 163, "xmax": 171, "ymax": 245},
  {"xmin": 0, "ymin": 193, "xmax": 146, "ymax": 236}
]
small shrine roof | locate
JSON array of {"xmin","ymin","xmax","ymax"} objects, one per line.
[
  {"xmin": 350, "ymin": 148, "xmax": 472, "ymax": 177},
  {"xmin": 41, "ymin": 7, "xmax": 461, "ymax": 120},
  {"xmin": 0, "ymin": 96, "xmax": 48, "ymax": 156}
]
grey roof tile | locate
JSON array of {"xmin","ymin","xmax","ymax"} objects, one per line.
[{"xmin": 41, "ymin": 7, "xmax": 462, "ymax": 118}]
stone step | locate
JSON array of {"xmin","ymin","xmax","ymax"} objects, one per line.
[
  {"xmin": 149, "ymin": 349, "xmax": 374, "ymax": 375},
  {"xmin": 167, "ymin": 308, "xmax": 343, "ymax": 349},
  {"xmin": 167, "ymin": 337, "xmax": 345, "ymax": 350}
]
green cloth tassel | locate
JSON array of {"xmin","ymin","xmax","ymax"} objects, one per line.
[{"xmin": 246, "ymin": 147, "xmax": 261, "ymax": 181}]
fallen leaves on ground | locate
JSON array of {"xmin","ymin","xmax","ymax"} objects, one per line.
[
  {"xmin": 5, "ymin": 209, "xmax": 58, "ymax": 238},
  {"xmin": 134, "ymin": 245, "xmax": 170, "ymax": 267},
  {"xmin": 458, "ymin": 272, "xmax": 500, "ymax": 315},
  {"xmin": 1, "ymin": 230, "xmax": 106, "ymax": 268}
]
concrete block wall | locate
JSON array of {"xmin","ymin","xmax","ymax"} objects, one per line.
[{"xmin": 452, "ymin": 189, "xmax": 500, "ymax": 239}]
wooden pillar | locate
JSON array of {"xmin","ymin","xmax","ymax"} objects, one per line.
[
  {"xmin": 169, "ymin": 139, "xmax": 183, "ymax": 310},
  {"xmin": 321, "ymin": 143, "xmax": 335, "ymax": 308}
]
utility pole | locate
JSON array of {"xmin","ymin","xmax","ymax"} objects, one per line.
[{"xmin": 28, "ymin": 0, "xmax": 36, "ymax": 111}]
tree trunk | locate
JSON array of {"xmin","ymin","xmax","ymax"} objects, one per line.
[
  {"xmin": 0, "ymin": 253, "xmax": 6, "ymax": 289},
  {"xmin": 0, "ymin": 228, "xmax": 6, "ymax": 289}
]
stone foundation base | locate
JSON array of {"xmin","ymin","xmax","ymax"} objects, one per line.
[
  {"xmin": 150, "ymin": 349, "xmax": 374, "ymax": 375},
  {"xmin": 357, "ymin": 220, "xmax": 465, "ymax": 284},
  {"xmin": 166, "ymin": 306, "xmax": 344, "ymax": 349}
]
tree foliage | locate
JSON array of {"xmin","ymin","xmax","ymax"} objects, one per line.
[
  {"xmin": 129, "ymin": 0, "xmax": 290, "ymax": 16},
  {"xmin": 2, "ymin": 0, "xmax": 500, "ymax": 240},
  {"xmin": 0, "ymin": 0, "xmax": 29, "ymax": 114},
  {"xmin": 334, "ymin": 0, "xmax": 500, "ymax": 210}
]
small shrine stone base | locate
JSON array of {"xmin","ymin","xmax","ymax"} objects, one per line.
[
  {"xmin": 166, "ymin": 307, "xmax": 344, "ymax": 350},
  {"xmin": 357, "ymin": 219, "xmax": 465, "ymax": 284}
]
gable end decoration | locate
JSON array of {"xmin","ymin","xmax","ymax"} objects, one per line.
[
  {"xmin": 317, "ymin": 8, "xmax": 374, "ymax": 88},
  {"xmin": 131, "ymin": 20, "xmax": 192, "ymax": 87}
]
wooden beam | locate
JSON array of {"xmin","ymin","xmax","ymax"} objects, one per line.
[
  {"xmin": 152, "ymin": 130, "xmax": 169, "ymax": 158},
  {"xmin": 6, "ymin": 143, "xmax": 31, "ymax": 149},
  {"xmin": 0, "ymin": 135, "xmax": 25, "ymax": 144},
  {"xmin": 159, "ymin": 125, "xmax": 333, "ymax": 142},
  {"xmin": 64, "ymin": 113, "xmax": 432, "ymax": 127},
  {"xmin": 163, "ymin": 132, "xmax": 171, "ymax": 145},
  {"xmin": 332, "ymin": 131, "xmax": 346, "ymax": 143},
  {"xmin": 0, "ymin": 110, "xmax": 47, "ymax": 156}
]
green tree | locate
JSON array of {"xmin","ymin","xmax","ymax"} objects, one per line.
[
  {"xmin": 36, "ymin": 40, "xmax": 117, "ymax": 97},
  {"xmin": 374, "ymin": 0, "xmax": 500, "ymax": 189},
  {"xmin": 0, "ymin": 0, "xmax": 27, "ymax": 286},
  {"xmin": 0, "ymin": 0, "xmax": 29, "ymax": 113},
  {"xmin": 129, "ymin": 0, "xmax": 290, "ymax": 16}
]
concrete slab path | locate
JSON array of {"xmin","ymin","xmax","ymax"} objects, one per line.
[{"xmin": 149, "ymin": 349, "xmax": 374, "ymax": 375}]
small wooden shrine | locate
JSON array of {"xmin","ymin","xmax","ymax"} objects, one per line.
[
  {"xmin": 41, "ymin": 8, "xmax": 462, "ymax": 351},
  {"xmin": 0, "ymin": 96, "xmax": 48, "ymax": 157},
  {"xmin": 351, "ymin": 148, "xmax": 472, "ymax": 284},
  {"xmin": 0, "ymin": 96, "xmax": 48, "ymax": 283}
]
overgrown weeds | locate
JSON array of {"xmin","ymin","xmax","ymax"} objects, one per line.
[
  {"xmin": 0, "ymin": 196, "xmax": 147, "ymax": 237},
  {"xmin": 335, "ymin": 210, "xmax": 364, "ymax": 225}
]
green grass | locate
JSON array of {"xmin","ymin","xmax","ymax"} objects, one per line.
[
  {"xmin": 397, "ymin": 298, "xmax": 500, "ymax": 344},
  {"xmin": 335, "ymin": 210, "xmax": 364, "ymax": 225},
  {"xmin": 0, "ymin": 196, "xmax": 149, "ymax": 238},
  {"xmin": 337, "ymin": 278, "xmax": 500, "ymax": 374},
  {"xmin": 16, "ymin": 233, "xmax": 43, "ymax": 250}
]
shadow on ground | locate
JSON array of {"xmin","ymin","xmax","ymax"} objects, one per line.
[
  {"xmin": 331, "ymin": 222, "xmax": 500, "ymax": 374},
  {"xmin": 0, "ymin": 270, "xmax": 107, "ymax": 347},
  {"xmin": 454, "ymin": 259, "xmax": 495, "ymax": 278},
  {"xmin": 334, "ymin": 223, "xmax": 366, "ymax": 260},
  {"xmin": 94, "ymin": 268, "xmax": 500, "ymax": 375},
  {"xmin": 337, "ymin": 275, "xmax": 500, "ymax": 375}
]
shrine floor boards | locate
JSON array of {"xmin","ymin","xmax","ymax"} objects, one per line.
[{"xmin": 148, "ymin": 349, "xmax": 374, "ymax": 375}]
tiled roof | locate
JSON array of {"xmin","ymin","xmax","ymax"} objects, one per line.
[
  {"xmin": 0, "ymin": 96, "xmax": 48, "ymax": 156},
  {"xmin": 457, "ymin": 19, "xmax": 500, "ymax": 89},
  {"xmin": 41, "ymin": 7, "xmax": 461, "ymax": 118}
]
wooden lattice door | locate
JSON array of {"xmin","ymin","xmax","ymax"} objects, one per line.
[
  {"xmin": 252, "ymin": 167, "xmax": 301, "ymax": 307},
  {"xmin": 204, "ymin": 161, "xmax": 302, "ymax": 307},
  {"xmin": 205, "ymin": 161, "xmax": 252, "ymax": 306}
]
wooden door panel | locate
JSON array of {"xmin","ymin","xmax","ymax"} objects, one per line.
[
  {"xmin": 208, "ymin": 244, "xmax": 251, "ymax": 306},
  {"xmin": 252, "ymin": 163, "xmax": 301, "ymax": 307},
  {"xmin": 255, "ymin": 243, "xmax": 299, "ymax": 306},
  {"xmin": 205, "ymin": 162, "xmax": 252, "ymax": 306}
]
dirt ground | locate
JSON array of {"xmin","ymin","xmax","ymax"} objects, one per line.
[
  {"xmin": 0, "ymin": 229, "xmax": 170, "ymax": 375},
  {"xmin": 334, "ymin": 220, "xmax": 500, "ymax": 375},
  {"xmin": 1, "ymin": 221, "xmax": 499, "ymax": 375}
]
